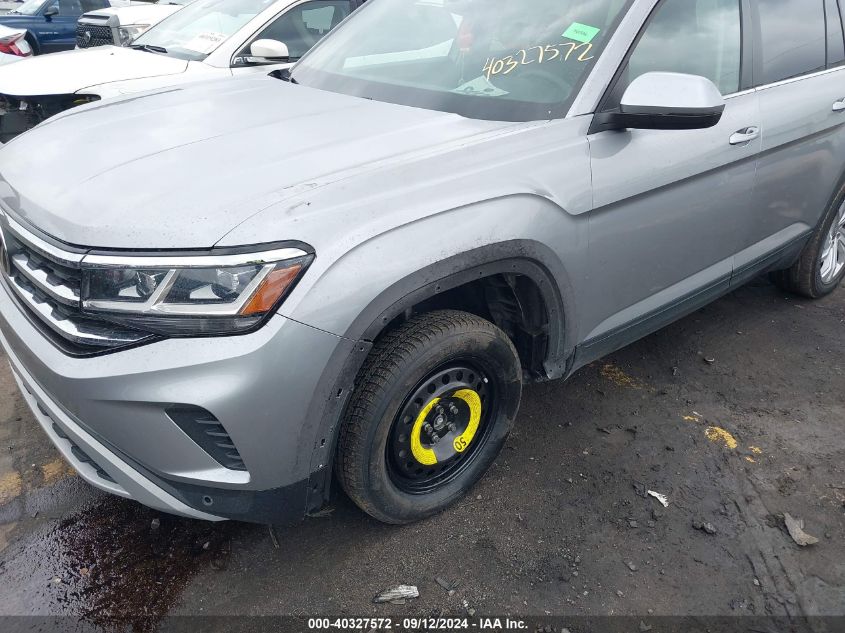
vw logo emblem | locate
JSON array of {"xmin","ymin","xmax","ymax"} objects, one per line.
[{"xmin": 82, "ymin": 31, "xmax": 92, "ymax": 46}]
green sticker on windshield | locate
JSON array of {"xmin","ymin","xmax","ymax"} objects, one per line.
[{"xmin": 563, "ymin": 22, "xmax": 600, "ymax": 44}]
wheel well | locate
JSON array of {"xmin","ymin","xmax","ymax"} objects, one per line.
[
  {"xmin": 24, "ymin": 33, "xmax": 39, "ymax": 55},
  {"xmin": 375, "ymin": 273, "xmax": 552, "ymax": 382}
]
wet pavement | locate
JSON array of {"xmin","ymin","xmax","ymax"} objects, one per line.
[{"xmin": 0, "ymin": 277, "xmax": 843, "ymax": 629}]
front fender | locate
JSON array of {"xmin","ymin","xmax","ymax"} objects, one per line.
[{"xmin": 291, "ymin": 197, "xmax": 590, "ymax": 514}]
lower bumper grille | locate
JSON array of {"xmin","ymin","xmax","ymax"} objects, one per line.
[
  {"xmin": 167, "ymin": 405, "xmax": 247, "ymax": 471},
  {"xmin": 52, "ymin": 423, "xmax": 117, "ymax": 483}
]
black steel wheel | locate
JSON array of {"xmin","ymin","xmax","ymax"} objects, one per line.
[
  {"xmin": 336, "ymin": 310, "xmax": 522, "ymax": 524},
  {"xmin": 386, "ymin": 362, "xmax": 495, "ymax": 494}
]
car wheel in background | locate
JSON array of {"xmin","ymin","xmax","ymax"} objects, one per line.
[{"xmin": 771, "ymin": 186, "xmax": 845, "ymax": 298}]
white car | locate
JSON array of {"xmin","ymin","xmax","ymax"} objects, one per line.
[
  {"xmin": 0, "ymin": 0, "xmax": 362, "ymax": 141},
  {"xmin": 76, "ymin": 0, "xmax": 194, "ymax": 49},
  {"xmin": 0, "ymin": 25, "xmax": 33, "ymax": 65}
]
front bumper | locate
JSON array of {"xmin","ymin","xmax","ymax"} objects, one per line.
[{"xmin": 0, "ymin": 275, "xmax": 353, "ymax": 523}]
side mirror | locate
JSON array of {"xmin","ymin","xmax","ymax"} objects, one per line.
[
  {"xmin": 248, "ymin": 39, "xmax": 289, "ymax": 63},
  {"xmin": 591, "ymin": 72, "xmax": 726, "ymax": 133},
  {"xmin": 43, "ymin": 5, "xmax": 59, "ymax": 18}
]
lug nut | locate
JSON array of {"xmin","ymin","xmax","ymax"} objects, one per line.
[
  {"xmin": 448, "ymin": 423, "xmax": 457, "ymax": 433},
  {"xmin": 431, "ymin": 434, "xmax": 440, "ymax": 444},
  {"xmin": 449, "ymin": 404, "xmax": 459, "ymax": 415},
  {"xmin": 424, "ymin": 423, "xmax": 434, "ymax": 434}
]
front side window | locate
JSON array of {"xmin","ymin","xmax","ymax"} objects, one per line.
[
  {"xmin": 248, "ymin": 0, "xmax": 351, "ymax": 60},
  {"xmin": 757, "ymin": 0, "xmax": 826, "ymax": 85},
  {"xmin": 622, "ymin": 0, "xmax": 741, "ymax": 97},
  {"xmin": 133, "ymin": 0, "xmax": 277, "ymax": 61},
  {"xmin": 292, "ymin": 0, "xmax": 633, "ymax": 121},
  {"xmin": 9, "ymin": 0, "xmax": 47, "ymax": 16}
]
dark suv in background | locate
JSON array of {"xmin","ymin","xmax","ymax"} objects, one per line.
[{"xmin": 0, "ymin": 0, "xmax": 110, "ymax": 54}]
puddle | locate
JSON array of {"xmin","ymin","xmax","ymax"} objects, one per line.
[{"xmin": 20, "ymin": 496, "xmax": 244, "ymax": 631}]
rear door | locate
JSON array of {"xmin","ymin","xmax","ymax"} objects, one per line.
[
  {"xmin": 733, "ymin": 0, "xmax": 845, "ymax": 283},
  {"xmin": 582, "ymin": 0, "xmax": 760, "ymax": 352}
]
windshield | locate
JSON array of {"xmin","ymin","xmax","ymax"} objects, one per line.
[
  {"xmin": 292, "ymin": 0, "xmax": 632, "ymax": 121},
  {"xmin": 9, "ymin": 0, "xmax": 46, "ymax": 15},
  {"xmin": 133, "ymin": 0, "xmax": 276, "ymax": 61}
]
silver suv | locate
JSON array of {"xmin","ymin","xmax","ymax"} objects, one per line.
[{"xmin": 0, "ymin": 0, "xmax": 843, "ymax": 525}]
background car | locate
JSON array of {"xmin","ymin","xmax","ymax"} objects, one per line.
[
  {"xmin": 0, "ymin": 25, "xmax": 33, "ymax": 64},
  {"xmin": 75, "ymin": 0, "xmax": 193, "ymax": 49},
  {"xmin": 0, "ymin": 0, "xmax": 111, "ymax": 54},
  {"xmin": 0, "ymin": 0, "xmax": 364, "ymax": 142}
]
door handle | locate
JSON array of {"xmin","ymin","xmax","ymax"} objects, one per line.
[
  {"xmin": 729, "ymin": 126, "xmax": 760, "ymax": 145},
  {"xmin": 833, "ymin": 99, "xmax": 845, "ymax": 112}
]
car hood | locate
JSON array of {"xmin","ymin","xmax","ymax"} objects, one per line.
[
  {"xmin": 0, "ymin": 46, "xmax": 188, "ymax": 96},
  {"xmin": 0, "ymin": 76, "xmax": 512, "ymax": 249},
  {"xmin": 82, "ymin": 4, "xmax": 182, "ymax": 25}
]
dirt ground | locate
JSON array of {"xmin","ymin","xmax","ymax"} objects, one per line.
[{"xmin": 0, "ymin": 277, "xmax": 843, "ymax": 630}]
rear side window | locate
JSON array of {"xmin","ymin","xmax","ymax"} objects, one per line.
[
  {"xmin": 826, "ymin": 0, "xmax": 845, "ymax": 66},
  {"xmin": 757, "ymin": 0, "xmax": 826, "ymax": 84},
  {"xmin": 619, "ymin": 0, "xmax": 742, "ymax": 97}
]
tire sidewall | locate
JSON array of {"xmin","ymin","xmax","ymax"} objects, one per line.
[
  {"xmin": 812, "ymin": 193, "xmax": 845, "ymax": 295},
  {"xmin": 358, "ymin": 329, "xmax": 521, "ymax": 523}
]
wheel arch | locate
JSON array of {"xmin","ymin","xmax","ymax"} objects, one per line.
[
  {"xmin": 24, "ymin": 33, "xmax": 39, "ymax": 55},
  {"xmin": 301, "ymin": 240, "xmax": 576, "ymax": 514}
]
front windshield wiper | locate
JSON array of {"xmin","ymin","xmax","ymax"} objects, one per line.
[{"xmin": 131, "ymin": 44, "xmax": 168, "ymax": 54}]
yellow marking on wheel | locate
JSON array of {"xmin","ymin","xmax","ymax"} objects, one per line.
[
  {"xmin": 0, "ymin": 471, "xmax": 23, "ymax": 505},
  {"xmin": 451, "ymin": 389, "xmax": 482, "ymax": 453},
  {"xmin": 410, "ymin": 398, "xmax": 441, "ymax": 466},
  {"xmin": 41, "ymin": 458, "xmax": 75, "ymax": 486},
  {"xmin": 704, "ymin": 426, "xmax": 738, "ymax": 450}
]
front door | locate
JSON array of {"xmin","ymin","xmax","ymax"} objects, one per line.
[
  {"xmin": 39, "ymin": 0, "xmax": 81, "ymax": 54},
  {"xmin": 581, "ymin": 0, "xmax": 760, "ymax": 355}
]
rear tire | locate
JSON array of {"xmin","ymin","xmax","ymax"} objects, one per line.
[
  {"xmin": 771, "ymin": 185, "xmax": 845, "ymax": 298},
  {"xmin": 24, "ymin": 35, "xmax": 38, "ymax": 56},
  {"xmin": 336, "ymin": 310, "xmax": 522, "ymax": 524}
]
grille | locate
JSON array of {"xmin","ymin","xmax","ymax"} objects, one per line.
[
  {"xmin": 76, "ymin": 24, "xmax": 114, "ymax": 48},
  {"xmin": 167, "ymin": 405, "xmax": 247, "ymax": 471},
  {"xmin": 52, "ymin": 423, "xmax": 116, "ymax": 483},
  {"xmin": 0, "ymin": 214, "xmax": 152, "ymax": 352},
  {"xmin": 0, "ymin": 94, "xmax": 99, "ymax": 143}
]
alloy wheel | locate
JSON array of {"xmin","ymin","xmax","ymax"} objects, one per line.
[{"xmin": 820, "ymin": 200, "xmax": 845, "ymax": 284}]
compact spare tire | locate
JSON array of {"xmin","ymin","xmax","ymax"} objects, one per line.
[{"xmin": 336, "ymin": 310, "xmax": 522, "ymax": 524}]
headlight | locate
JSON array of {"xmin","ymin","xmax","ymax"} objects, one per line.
[
  {"xmin": 80, "ymin": 246, "xmax": 313, "ymax": 336},
  {"xmin": 117, "ymin": 24, "xmax": 150, "ymax": 46}
]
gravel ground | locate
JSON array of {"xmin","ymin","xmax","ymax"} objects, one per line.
[{"xmin": 0, "ymin": 277, "xmax": 843, "ymax": 629}]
